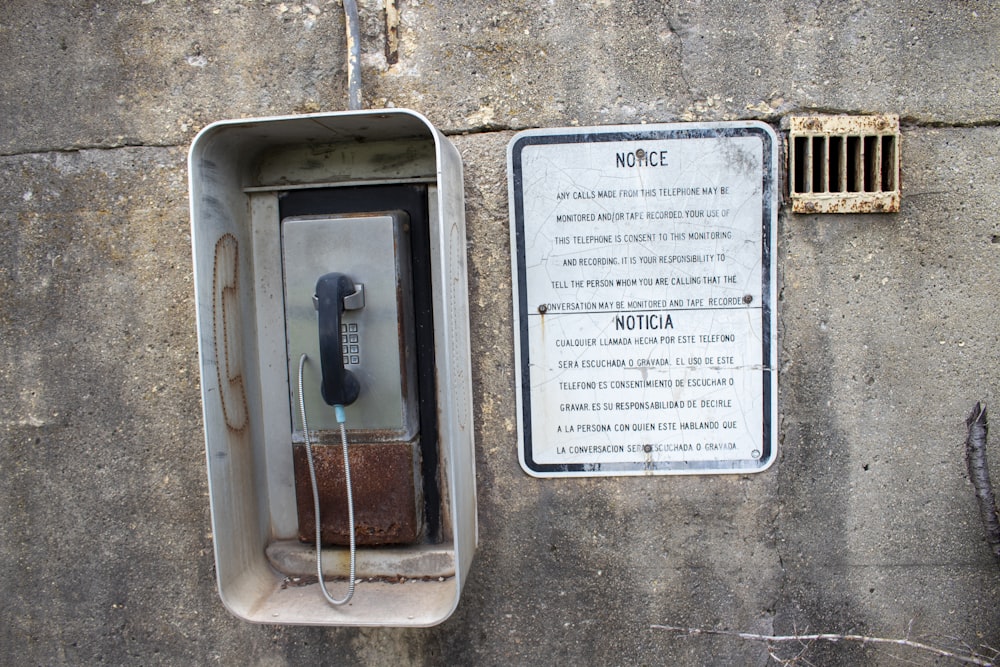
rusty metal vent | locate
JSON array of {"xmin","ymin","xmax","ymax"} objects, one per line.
[{"xmin": 789, "ymin": 114, "xmax": 900, "ymax": 213}]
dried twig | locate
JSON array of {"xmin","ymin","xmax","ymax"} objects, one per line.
[
  {"xmin": 966, "ymin": 402, "xmax": 1000, "ymax": 567},
  {"xmin": 651, "ymin": 625, "xmax": 996, "ymax": 666}
]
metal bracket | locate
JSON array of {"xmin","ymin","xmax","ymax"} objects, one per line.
[{"xmin": 313, "ymin": 284, "xmax": 365, "ymax": 311}]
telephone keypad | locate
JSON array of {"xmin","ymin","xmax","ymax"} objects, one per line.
[{"xmin": 341, "ymin": 323, "xmax": 360, "ymax": 365}]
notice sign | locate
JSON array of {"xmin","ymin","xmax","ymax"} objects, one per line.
[{"xmin": 508, "ymin": 122, "xmax": 777, "ymax": 477}]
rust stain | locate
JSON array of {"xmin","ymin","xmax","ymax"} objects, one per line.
[
  {"xmin": 294, "ymin": 441, "xmax": 422, "ymax": 546},
  {"xmin": 282, "ymin": 573, "xmax": 452, "ymax": 588},
  {"xmin": 789, "ymin": 114, "xmax": 899, "ymax": 136},
  {"xmin": 384, "ymin": 0, "xmax": 400, "ymax": 65},
  {"xmin": 212, "ymin": 233, "xmax": 249, "ymax": 434},
  {"xmin": 790, "ymin": 192, "xmax": 900, "ymax": 214}
]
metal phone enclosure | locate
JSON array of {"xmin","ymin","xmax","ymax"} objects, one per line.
[{"xmin": 188, "ymin": 110, "xmax": 477, "ymax": 627}]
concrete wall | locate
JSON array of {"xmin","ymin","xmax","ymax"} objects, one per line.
[{"xmin": 2, "ymin": 1, "xmax": 999, "ymax": 664}]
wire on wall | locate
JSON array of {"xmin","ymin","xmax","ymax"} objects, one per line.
[{"xmin": 343, "ymin": 0, "xmax": 362, "ymax": 110}]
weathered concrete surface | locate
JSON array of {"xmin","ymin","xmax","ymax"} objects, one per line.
[
  {"xmin": 775, "ymin": 126, "xmax": 1000, "ymax": 663},
  {"xmin": 3, "ymin": 1, "xmax": 1000, "ymax": 665},
  {"xmin": 0, "ymin": 0, "xmax": 352, "ymax": 154},
  {"xmin": 3, "ymin": 1, "xmax": 999, "ymax": 154}
]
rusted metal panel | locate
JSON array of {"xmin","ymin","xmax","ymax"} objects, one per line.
[
  {"xmin": 792, "ymin": 192, "xmax": 899, "ymax": 214},
  {"xmin": 789, "ymin": 114, "xmax": 900, "ymax": 214},
  {"xmin": 294, "ymin": 441, "xmax": 423, "ymax": 546},
  {"xmin": 790, "ymin": 114, "xmax": 898, "ymax": 135}
]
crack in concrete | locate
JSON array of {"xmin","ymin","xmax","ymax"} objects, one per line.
[
  {"xmin": 0, "ymin": 142, "xmax": 179, "ymax": 159},
  {"xmin": 2, "ymin": 116, "xmax": 998, "ymax": 159}
]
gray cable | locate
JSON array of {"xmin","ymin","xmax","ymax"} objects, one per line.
[
  {"xmin": 298, "ymin": 353, "xmax": 356, "ymax": 606},
  {"xmin": 343, "ymin": 0, "xmax": 362, "ymax": 110}
]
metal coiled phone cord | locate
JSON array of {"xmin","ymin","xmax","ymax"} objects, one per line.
[{"xmin": 298, "ymin": 353, "xmax": 356, "ymax": 606}]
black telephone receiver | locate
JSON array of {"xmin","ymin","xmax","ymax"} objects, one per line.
[{"xmin": 314, "ymin": 272, "xmax": 361, "ymax": 407}]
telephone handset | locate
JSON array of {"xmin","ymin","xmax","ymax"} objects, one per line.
[
  {"xmin": 314, "ymin": 272, "xmax": 362, "ymax": 407},
  {"xmin": 294, "ymin": 271, "xmax": 366, "ymax": 606}
]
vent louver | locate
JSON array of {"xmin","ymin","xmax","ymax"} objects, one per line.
[{"xmin": 789, "ymin": 115, "xmax": 900, "ymax": 213}]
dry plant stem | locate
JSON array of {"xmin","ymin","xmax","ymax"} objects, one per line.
[
  {"xmin": 966, "ymin": 402, "xmax": 1000, "ymax": 567},
  {"xmin": 650, "ymin": 625, "xmax": 995, "ymax": 666}
]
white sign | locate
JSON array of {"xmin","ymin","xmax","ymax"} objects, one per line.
[{"xmin": 508, "ymin": 122, "xmax": 777, "ymax": 477}]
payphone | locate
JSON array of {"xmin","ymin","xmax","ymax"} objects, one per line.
[{"xmin": 189, "ymin": 110, "xmax": 476, "ymax": 626}]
